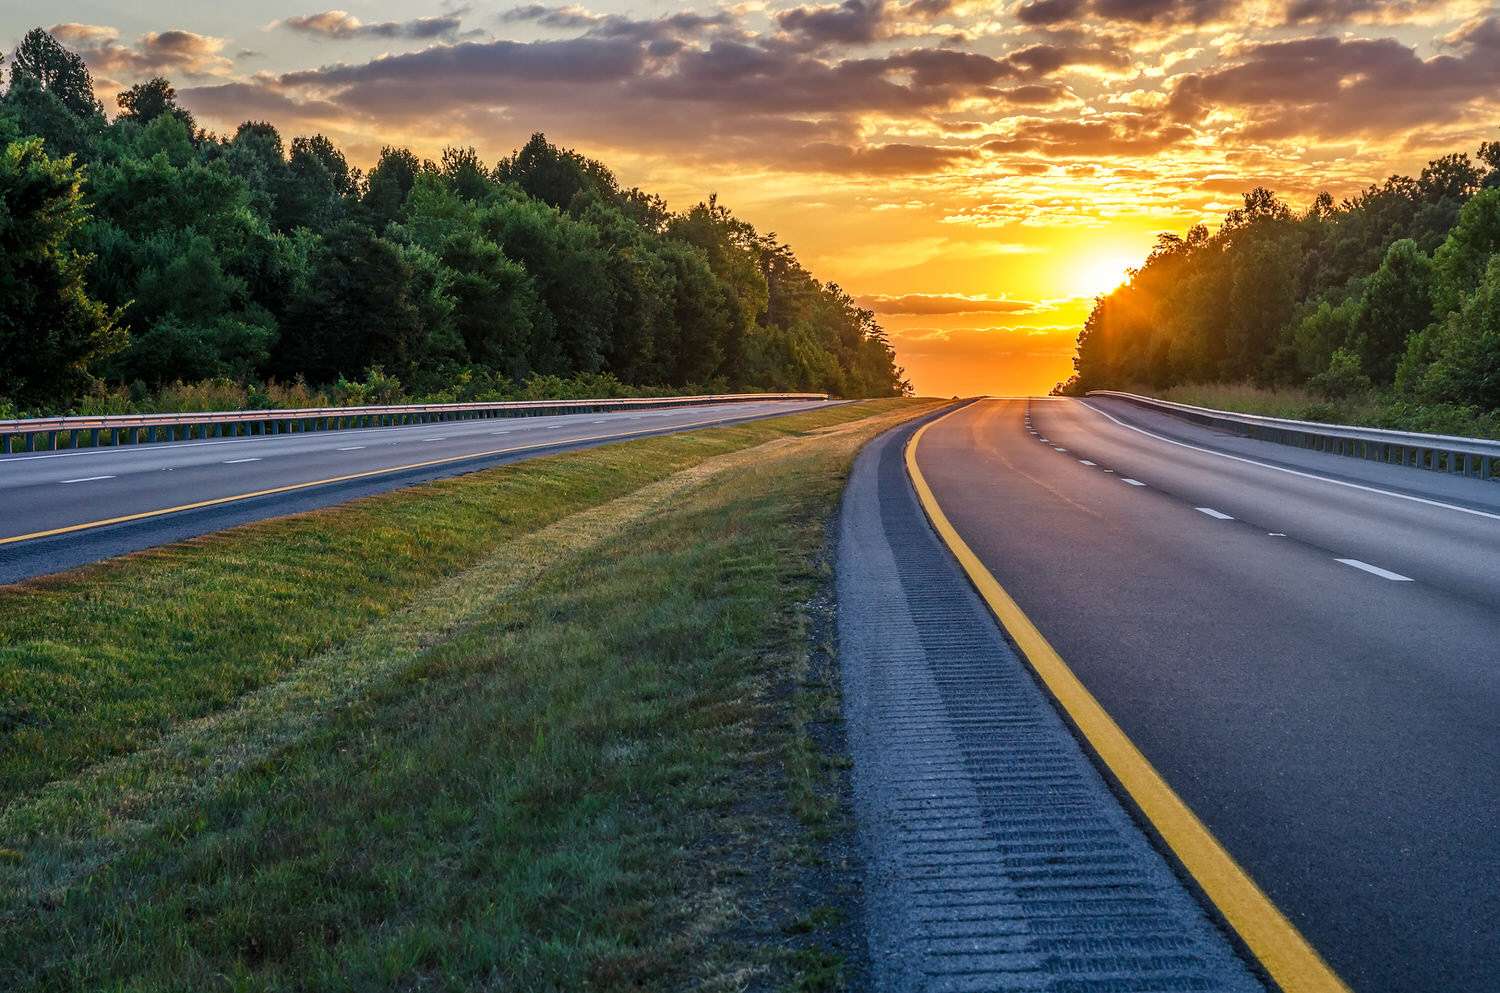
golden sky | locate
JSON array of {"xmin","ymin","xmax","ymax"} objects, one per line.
[{"xmin": 14, "ymin": 0, "xmax": 1500, "ymax": 395}]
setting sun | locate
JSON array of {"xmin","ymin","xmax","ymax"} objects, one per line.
[{"xmin": 1075, "ymin": 254, "xmax": 1137, "ymax": 299}]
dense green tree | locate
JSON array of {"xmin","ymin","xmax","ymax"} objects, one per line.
[
  {"xmin": 1408, "ymin": 258, "xmax": 1500, "ymax": 408},
  {"xmin": 1431, "ymin": 188, "xmax": 1500, "ymax": 315},
  {"xmin": 274, "ymin": 222, "xmax": 428, "ymax": 382},
  {"xmin": 0, "ymin": 139, "xmax": 123, "ymax": 402},
  {"xmin": 1351, "ymin": 239, "xmax": 1434, "ymax": 384},
  {"xmin": 1066, "ymin": 137, "xmax": 1500, "ymax": 416},
  {"xmin": 117, "ymin": 77, "xmax": 195, "ymax": 132},
  {"xmin": 0, "ymin": 28, "xmax": 907, "ymax": 410},
  {"xmin": 222, "ymin": 121, "xmax": 288, "ymax": 222},
  {"xmin": 364, "ymin": 146, "xmax": 424, "ymax": 230},
  {"xmin": 9, "ymin": 28, "xmax": 102, "ymax": 119},
  {"xmin": 279, "ymin": 134, "xmax": 357, "ymax": 231},
  {"xmin": 439, "ymin": 146, "xmax": 491, "ymax": 202},
  {"xmin": 0, "ymin": 71, "xmax": 98, "ymax": 158},
  {"xmin": 496, "ymin": 132, "xmax": 617, "ymax": 211}
]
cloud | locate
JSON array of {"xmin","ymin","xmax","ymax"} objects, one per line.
[
  {"xmin": 984, "ymin": 113, "xmax": 1194, "ymax": 156},
  {"xmin": 788, "ymin": 141, "xmax": 977, "ymax": 173},
  {"xmin": 501, "ymin": 4, "xmax": 602, "ymax": 30},
  {"xmin": 858, "ymin": 293, "xmax": 1047, "ymax": 314},
  {"xmin": 263, "ymin": 36, "xmax": 1021, "ymax": 129},
  {"xmin": 1166, "ymin": 23, "xmax": 1500, "ymax": 138},
  {"xmin": 1011, "ymin": 0, "xmax": 1242, "ymax": 28},
  {"xmin": 1279, "ymin": 0, "xmax": 1470, "ymax": 25},
  {"xmin": 769, "ymin": 0, "xmax": 972, "ymax": 49},
  {"xmin": 1005, "ymin": 40, "xmax": 1132, "ymax": 76},
  {"xmin": 58, "ymin": 27, "xmax": 234, "ymax": 79},
  {"xmin": 48, "ymin": 23, "xmax": 119, "ymax": 45},
  {"xmin": 277, "ymin": 10, "xmax": 465, "ymax": 41},
  {"xmin": 501, "ymin": 4, "xmax": 735, "ymax": 45}
]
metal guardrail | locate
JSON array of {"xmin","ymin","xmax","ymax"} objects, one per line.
[
  {"xmin": 0, "ymin": 392, "xmax": 829, "ymax": 456},
  {"xmin": 1086, "ymin": 390, "xmax": 1500, "ymax": 480}
]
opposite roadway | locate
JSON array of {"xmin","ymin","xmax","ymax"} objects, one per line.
[
  {"xmin": 0, "ymin": 397, "xmax": 834, "ymax": 585},
  {"xmin": 914, "ymin": 396, "xmax": 1500, "ymax": 993}
]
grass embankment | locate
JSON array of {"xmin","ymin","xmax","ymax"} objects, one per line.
[
  {"xmin": 0, "ymin": 397, "xmax": 942, "ymax": 991},
  {"xmin": 1128, "ymin": 382, "xmax": 1500, "ymax": 440}
]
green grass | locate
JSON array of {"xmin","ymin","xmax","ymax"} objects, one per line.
[
  {"xmin": 1134, "ymin": 382, "xmax": 1500, "ymax": 440},
  {"xmin": 0, "ymin": 398, "xmax": 940, "ymax": 991}
]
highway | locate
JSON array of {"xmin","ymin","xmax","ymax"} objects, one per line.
[
  {"xmin": 0, "ymin": 397, "xmax": 835, "ymax": 584},
  {"xmin": 912, "ymin": 397, "xmax": 1500, "ymax": 993}
]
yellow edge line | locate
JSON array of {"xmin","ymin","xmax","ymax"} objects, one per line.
[
  {"xmin": 0, "ymin": 416, "xmax": 738, "ymax": 548},
  {"xmin": 904, "ymin": 405, "xmax": 1351, "ymax": 993}
]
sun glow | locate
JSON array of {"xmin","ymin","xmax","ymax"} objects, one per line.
[{"xmin": 1074, "ymin": 253, "xmax": 1138, "ymax": 298}]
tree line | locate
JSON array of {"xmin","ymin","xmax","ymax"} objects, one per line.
[
  {"xmin": 1060, "ymin": 137, "xmax": 1500, "ymax": 412},
  {"xmin": 0, "ymin": 28, "xmax": 909, "ymax": 415}
]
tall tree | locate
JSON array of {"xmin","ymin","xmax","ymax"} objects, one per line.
[
  {"xmin": 8, "ymin": 28, "xmax": 103, "ymax": 119},
  {"xmin": 117, "ymin": 77, "xmax": 195, "ymax": 132},
  {"xmin": 0, "ymin": 139, "xmax": 123, "ymax": 403}
]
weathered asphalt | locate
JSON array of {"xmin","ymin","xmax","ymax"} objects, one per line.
[
  {"xmin": 838, "ymin": 409, "xmax": 1264, "ymax": 992},
  {"xmin": 913, "ymin": 397, "xmax": 1500, "ymax": 992},
  {"xmin": 0, "ymin": 399, "xmax": 835, "ymax": 584}
]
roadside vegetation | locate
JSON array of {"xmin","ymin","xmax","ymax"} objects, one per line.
[
  {"xmin": 1058, "ymin": 133, "xmax": 1500, "ymax": 438},
  {"xmin": 0, "ymin": 28, "xmax": 908, "ymax": 419},
  {"xmin": 0, "ymin": 398, "xmax": 941, "ymax": 991}
]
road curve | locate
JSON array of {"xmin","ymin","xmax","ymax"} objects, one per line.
[
  {"xmin": 913, "ymin": 396, "xmax": 1500, "ymax": 993},
  {"xmin": 0, "ymin": 398, "xmax": 835, "ymax": 584}
]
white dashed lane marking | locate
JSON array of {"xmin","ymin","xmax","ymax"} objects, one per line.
[
  {"xmin": 1122, "ymin": 478, "xmax": 1146, "ymax": 486},
  {"xmin": 222, "ymin": 458, "xmax": 261, "ymax": 464},
  {"xmin": 1079, "ymin": 460, "xmax": 1096, "ymax": 466},
  {"xmin": 337, "ymin": 446, "xmax": 365, "ymax": 451},
  {"xmin": 1337, "ymin": 559, "xmax": 1413, "ymax": 582},
  {"xmin": 1196, "ymin": 507, "xmax": 1234, "ymax": 520},
  {"xmin": 61, "ymin": 475, "xmax": 115, "ymax": 483}
]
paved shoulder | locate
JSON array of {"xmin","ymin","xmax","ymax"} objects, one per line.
[{"xmin": 837, "ymin": 414, "xmax": 1263, "ymax": 993}]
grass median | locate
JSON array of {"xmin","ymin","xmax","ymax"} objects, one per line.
[{"xmin": 0, "ymin": 397, "xmax": 943, "ymax": 991}]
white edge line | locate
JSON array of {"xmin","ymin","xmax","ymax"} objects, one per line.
[
  {"xmin": 1336, "ymin": 558, "xmax": 1414, "ymax": 582},
  {"xmin": 1081, "ymin": 399, "xmax": 1500, "ymax": 523}
]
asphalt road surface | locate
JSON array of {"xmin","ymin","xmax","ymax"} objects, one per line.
[
  {"xmin": 0, "ymin": 398, "xmax": 835, "ymax": 584},
  {"xmin": 913, "ymin": 396, "xmax": 1500, "ymax": 993}
]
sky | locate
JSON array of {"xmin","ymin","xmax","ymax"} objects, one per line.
[{"xmin": 4, "ymin": 1, "xmax": 1498, "ymax": 396}]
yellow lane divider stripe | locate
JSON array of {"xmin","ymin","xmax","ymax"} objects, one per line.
[
  {"xmin": 904, "ymin": 405, "xmax": 1352, "ymax": 993},
  {"xmin": 0, "ymin": 416, "xmax": 736, "ymax": 547}
]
